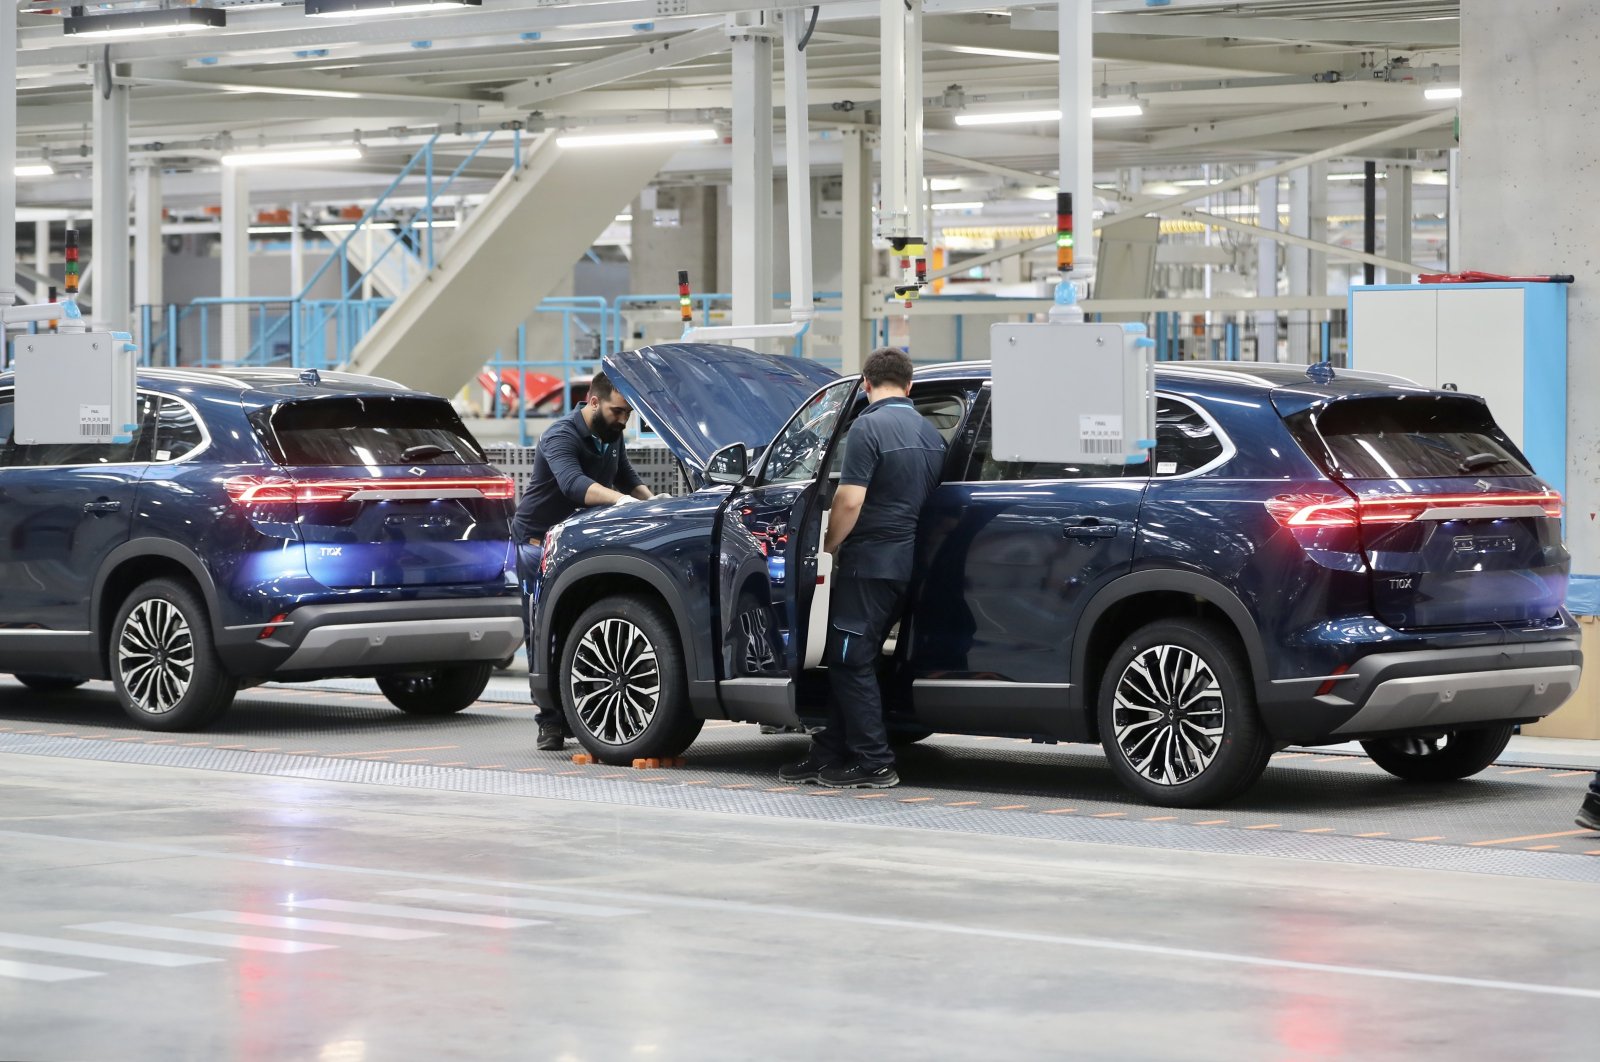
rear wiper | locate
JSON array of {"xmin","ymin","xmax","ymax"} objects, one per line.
[
  {"xmin": 402, "ymin": 444, "xmax": 451, "ymax": 461},
  {"xmin": 1457, "ymin": 452, "xmax": 1509, "ymax": 473}
]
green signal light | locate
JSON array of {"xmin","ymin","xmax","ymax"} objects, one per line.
[{"xmin": 1057, "ymin": 233, "xmax": 1074, "ymax": 247}]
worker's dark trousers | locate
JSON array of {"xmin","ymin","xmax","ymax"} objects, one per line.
[
  {"xmin": 812, "ymin": 576, "xmax": 907, "ymax": 771},
  {"xmin": 518, "ymin": 541, "xmax": 564, "ymax": 730}
]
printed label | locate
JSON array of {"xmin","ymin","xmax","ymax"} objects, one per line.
[
  {"xmin": 1157, "ymin": 461, "xmax": 1178, "ymax": 475},
  {"xmin": 1078, "ymin": 414, "xmax": 1124, "ymax": 456},
  {"xmin": 79, "ymin": 404, "xmax": 111, "ymax": 438}
]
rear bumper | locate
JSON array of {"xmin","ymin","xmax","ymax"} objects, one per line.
[
  {"xmin": 1260, "ymin": 636, "xmax": 1583, "ymax": 743},
  {"xmin": 217, "ymin": 597, "xmax": 524, "ymax": 679}
]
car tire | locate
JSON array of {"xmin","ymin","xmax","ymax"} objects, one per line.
[
  {"xmin": 377, "ymin": 664, "xmax": 493, "ymax": 715},
  {"xmin": 110, "ymin": 578, "xmax": 237, "ymax": 732},
  {"xmin": 14, "ymin": 675, "xmax": 87, "ymax": 692},
  {"xmin": 1097, "ymin": 619, "xmax": 1272, "ymax": 808},
  {"xmin": 1360, "ymin": 725, "xmax": 1515, "ymax": 782},
  {"xmin": 560, "ymin": 594, "xmax": 701, "ymax": 764}
]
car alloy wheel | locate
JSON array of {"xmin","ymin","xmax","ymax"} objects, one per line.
[
  {"xmin": 568, "ymin": 617, "xmax": 661, "ymax": 746},
  {"xmin": 1111, "ymin": 643, "xmax": 1226, "ymax": 786},
  {"xmin": 117, "ymin": 598, "xmax": 195, "ymax": 715}
]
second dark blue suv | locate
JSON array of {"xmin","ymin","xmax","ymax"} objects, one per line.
[
  {"xmin": 531, "ymin": 345, "xmax": 1581, "ymax": 806},
  {"xmin": 0, "ymin": 367, "xmax": 523, "ymax": 730}
]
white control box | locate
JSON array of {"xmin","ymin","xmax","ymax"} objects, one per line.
[
  {"xmin": 990, "ymin": 320, "xmax": 1155, "ymax": 466},
  {"xmin": 12, "ymin": 331, "xmax": 140, "ymax": 445}
]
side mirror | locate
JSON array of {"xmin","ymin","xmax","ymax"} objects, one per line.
[{"xmin": 706, "ymin": 441, "xmax": 750, "ymax": 486}]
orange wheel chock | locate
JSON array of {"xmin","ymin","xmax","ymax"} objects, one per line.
[{"xmin": 571, "ymin": 753, "xmax": 596, "ymax": 765}]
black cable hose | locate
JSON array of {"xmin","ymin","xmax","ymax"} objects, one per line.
[{"xmin": 799, "ymin": 5, "xmax": 820, "ymax": 50}]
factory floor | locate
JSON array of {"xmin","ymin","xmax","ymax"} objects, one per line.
[{"xmin": 2, "ymin": 673, "xmax": 1596, "ymax": 1061}]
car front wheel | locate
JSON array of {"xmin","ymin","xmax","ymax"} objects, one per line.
[
  {"xmin": 1097, "ymin": 619, "xmax": 1272, "ymax": 808},
  {"xmin": 110, "ymin": 579, "xmax": 237, "ymax": 731},
  {"xmin": 560, "ymin": 594, "xmax": 701, "ymax": 764},
  {"xmin": 377, "ymin": 664, "xmax": 493, "ymax": 715},
  {"xmin": 1360, "ymin": 725, "xmax": 1515, "ymax": 782}
]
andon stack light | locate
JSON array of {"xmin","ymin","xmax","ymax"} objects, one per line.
[
  {"xmin": 1056, "ymin": 192, "xmax": 1074, "ymax": 274},
  {"xmin": 47, "ymin": 285, "xmax": 57, "ymax": 332},
  {"xmin": 64, "ymin": 229, "xmax": 80, "ymax": 301},
  {"xmin": 678, "ymin": 270, "xmax": 693, "ymax": 326}
]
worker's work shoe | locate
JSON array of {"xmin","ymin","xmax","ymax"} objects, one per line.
[
  {"xmin": 1577, "ymin": 793, "xmax": 1600, "ymax": 833},
  {"xmin": 536, "ymin": 722, "xmax": 568, "ymax": 752},
  {"xmin": 778, "ymin": 751, "xmax": 837, "ymax": 784},
  {"xmin": 816, "ymin": 762, "xmax": 900, "ymax": 790}
]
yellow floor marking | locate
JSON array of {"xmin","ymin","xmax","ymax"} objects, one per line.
[
  {"xmin": 722, "ymin": 783, "xmax": 754, "ymax": 789},
  {"xmin": 1193, "ymin": 820, "xmax": 1227, "ymax": 826},
  {"xmin": 436, "ymin": 761, "xmax": 468, "ymax": 767},
  {"xmin": 147, "ymin": 739, "xmax": 178, "ymax": 745},
  {"xmin": 1550, "ymin": 771, "xmax": 1592, "ymax": 779},
  {"xmin": 515, "ymin": 767, "xmax": 546, "ymax": 773},
  {"xmin": 395, "ymin": 758, "xmax": 432, "ymax": 764},
  {"xmin": 557, "ymin": 770, "xmax": 585, "ymax": 776},
  {"xmin": 1355, "ymin": 831, "xmax": 1390, "ymax": 838},
  {"xmin": 1525, "ymin": 844, "xmax": 1561, "ymax": 851},
  {"xmin": 684, "ymin": 780, "xmax": 710, "ymax": 785},
  {"xmin": 1301, "ymin": 827, "xmax": 1336, "ymax": 834},
  {"xmin": 47, "ymin": 731, "xmax": 78, "ymax": 737},
  {"xmin": 899, "ymin": 796, "xmax": 935, "ymax": 803},
  {"xmin": 993, "ymin": 804, "xmax": 1028, "ymax": 811},
  {"xmin": 1470, "ymin": 829, "xmax": 1589, "ymax": 847},
  {"xmin": 1273, "ymin": 752, "xmax": 1309, "ymax": 760},
  {"xmin": 181, "ymin": 741, "xmax": 211, "ymax": 747},
  {"xmin": 853, "ymin": 793, "xmax": 887, "ymax": 799},
  {"xmin": 1500, "ymin": 767, "xmax": 1544, "ymax": 775},
  {"xmin": 1408, "ymin": 836, "xmax": 1445, "ymax": 842},
  {"xmin": 249, "ymin": 747, "xmax": 281, "ymax": 752},
  {"xmin": 765, "ymin": 786, "xmax": 798, "ymax": 792},
  {"xmin": 113, "ymin": 736, "xmax": 143, "ymax": 742},
  {"xmin": 1313, "ymin": 757, "xmax": 1349, "ymax": 763},
  {"xmin": 600, "ymin": 773, "xmax": 628, "ymax": 779},
  {"xmin": 637, "ymin": 776, "xmax": 669, "ymax": 782},
  {"xmin": 284, "ymin": 749, "xmax": 321, "ymax": 755},
  {"xmin": 1092, "ymin": 811, "xmax": 1126, "ymax": 818},
  {"xmin": 1042, "ymin": 808, "xmax": 1077, "ymax": 814},
  {"xmin": 335, "ymin": 744, "xmax": 459, "ymax": 757},
  {"xmin": 1586, "ymin": 850, "xmax": 1600, "ymax": 856},
  {"xmin": 1244, "ymin": 823, "xmax": 1282, "ymax": 830},
  {"xmin": 945, "ymin": 801, "xmax": 980, "ymax": 807},
  {"xmin": 214, "ymin": 744, "xmax": 248, "ymax": 749},
  {"xmin": 1144, "ymin": 816, "xmax": 1178, "ymax": 822},
  {"xmin": 474, "ymin": 765, "xmax": 505, "ymax": 770}
]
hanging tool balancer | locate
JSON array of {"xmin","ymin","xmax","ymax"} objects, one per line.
[{"xmin": 890, "ymin": 237, "xmax": 928, "ymax": 307}]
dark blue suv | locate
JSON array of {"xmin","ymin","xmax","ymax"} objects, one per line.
[
  {"xmin": 531, "ymin": 346, "xmax": 1581, "ymax": 806},
  {"xmin": 0, "ymin": 367, "xmax": 522, "ymax": 730}
]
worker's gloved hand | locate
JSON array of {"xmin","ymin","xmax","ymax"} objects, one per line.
[
  {"xmin": 653, "ymin": 491, "xmax": 672, "ymax": 500},
  {"xmin": 612, "ymin": 494, "xmax": 639, "ymax": 506}
]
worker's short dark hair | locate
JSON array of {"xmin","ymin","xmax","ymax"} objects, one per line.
[
  {"xmin": 863, "ymin": 347, "xmax": 914, "ymax": 390},
  {"xmin": 588, "ymin": 371, "xmax": 617, "ymax": 402}
]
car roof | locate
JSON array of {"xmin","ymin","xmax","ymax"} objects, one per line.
[
  {"xmin": 911, "ymin": 359, "xmax": 1424, "ymax": 398},
  {"xmin": 0, "ymin": 365, "xmax": 424, "ymax": 402}
]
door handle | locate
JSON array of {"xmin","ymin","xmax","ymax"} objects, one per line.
[
  {"xmin": 83, "ymin": 499, "xmax": 122, "ymax": 515},
  {"xmin": 1062, "ymin": 521, "xmax": 1117, "ymax": 540}
]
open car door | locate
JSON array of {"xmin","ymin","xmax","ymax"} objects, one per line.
[{"xmin": 714, "ymin": 376, "xmax": 860, "ymax": 726}]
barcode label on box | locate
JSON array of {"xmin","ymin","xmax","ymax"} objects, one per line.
[
  {"xmin": 1079, "ymin": 414, "xmax": 1124, "ymax": 456},
  {"xmin": 79, "ymin": 404, "xmax": 111, "ymax": 438}
]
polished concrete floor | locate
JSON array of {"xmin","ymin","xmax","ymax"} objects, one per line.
[{"xmin": 2, "ymin": 736, "xmax": 1598, "ymax": 1060}]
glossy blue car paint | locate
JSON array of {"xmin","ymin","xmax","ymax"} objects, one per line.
[{"xmin": 532, "ymin": 352, "xmax": 1582, "ymax": 760}]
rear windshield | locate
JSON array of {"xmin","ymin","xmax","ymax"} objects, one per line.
[
  {"xmin": 250, "ymin": 396, "xmax": 488, "ymax": 467},
  {"xmin": 1287, "ymin": 395, "xmax": 1532, "ymax": 479}
]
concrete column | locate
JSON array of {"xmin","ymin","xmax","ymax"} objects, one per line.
[
  {"xmin": 1446, "ymin": 148, "xmax": 1460, "ymax": 272},
  {"xmin": 1286, "ymin": 167, "xmax": 1311, "ymax": 363},
  {"xmin": 840, "ymin": 127, "xmax": 873, "ymax": 373},
  {"xmin": 1059, "ymin": 0, "xmax": 1094, "ymax": 279},
  {"xmin": 290, "ymin": 202, "xmax": 305, "ymax": 295},
  {"xmin": 34, "ymin": 220, "xmax": 50, "ymax": 303},
  {"xmin": 220, "ymin": 164, "xmax": 250, "ymax": 363},
  {"xmin": 1384, "ymin": 162, "xmax": 1415, "ymax": 281},
  {"xmin": 91, "ymin": 83, "xmax": 131, "ymax": 331},
  {"xmin": 1255, "ymin": 170, "xmax": 1279, "ymax": 361},
  {"xmin": 730, "ymin": 32, "xmax": 774, "ymax": 334},
  {"xmin": 133, "ymin": 167, "xmax": 163, "ymax": 316},
  {"xmin": 1463, "ymin": 0, "xmax": 1600, "ymax": 737}
]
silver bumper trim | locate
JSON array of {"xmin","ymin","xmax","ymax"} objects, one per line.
[
  {"xmin": 1329, "ymin": 665, "xmax": 1581, "ymax": 736},
  {"xmin": 278, "ymin": 617, "xmax": 525, "ymax": 672}
]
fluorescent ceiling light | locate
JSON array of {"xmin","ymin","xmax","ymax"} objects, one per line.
[
  {"xmin": 64, "ymin": 6, "xmax": 225, "ymax": 38},
  {"xmin": 1425, "ymin": 86, "xmax": 1462, "ymax": 100},
  {"xmin": 306, "ymin": 0, "xmax": 481, "ymax": 16},
  {"xmin": 953, "ymin": 104, "xmax": 1142, "ymax": 126},
  {"xmin": 14, "ymin": 164, "xmax": 54, "ymax": 178},
  {"xmin": 223, "ymin": 85, "xmax": 364, "ymax": 100},
  {"xmin": 928, "ymin": 177, "xmax": 965, "ymax": 192},
  {"xmin": 614, "ymin": 213, "xmax": 634, "ymax": 222},
  {"xmin": 1171, "ymin": 178, "xmax": 1223, "ymax": 188},
  {"xmin": 556, "ymin": 128, "xmax": 718, "ymax": 148},
  {"xmin": 1327, "ymin": 172, "xmax": 1386, "ymax": 181},
  {"xmin": 932, "ymin": 201, "xmax": 986, "ymax": 211},
  {"xmin": 222, "ymin": 147, "xmax": 365, "ymax": 168}
]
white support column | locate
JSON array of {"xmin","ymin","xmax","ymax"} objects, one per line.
[
  {"xmin": 1384, "ymin": 162, "xmax": 1414, "ymax": 281},
  {"xmin": 34, "ymin": 220, "xmax": 50, "ymax": 303},
  {"xmin": 1287, "ymin": 166, "xmax": 1312, "ymax": 363},
  {"xmin": 1306, "ymin": 160, "xmax": 1328, "ymax": 359},
  {"xmin": 876, "ymin": 0, "xmax": 922, "ymax": 243},
  {"xmin": 840, "ymin": 126, "xmax": 873, "ymax": 372},
  {"xmin": 290, "ymin": 202, "xmax": 305, "ymax": 295},
  {"xmin": 781, "ymin": 7, "xmax": 814, "ymax": 324},
  {"xmin": 1059, "ymin": 0, "xmax": 1094, "ymax": 280},
  {"xmin": 0, "ymin": 0, "xmax": 16, "ymax": 308},
  {"xmin": 1446, "ymin": 148, "xmax": 1460, "ymax": 272},
  {"xmin": 133, "ymin": 166, "xmax": 163, "ymax": 317},
  {"xmin": 220, "ymin": 164, "xmax": 250, "ymax": 363},
  {"xmin": 1255, "ymin": 170, "xmax": 1279, "ymax": 361},
  {"xmin": 730, "ymin": 29, "xmax": 774, "ymax": 334},
  {"xmin": 92, "ymin": 80, "xmax": 131, "ymax": 332}
]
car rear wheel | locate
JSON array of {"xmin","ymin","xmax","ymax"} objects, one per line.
[
  {"xmin": 377, "ymin": 664, "xmax": 493, "ymax": 715},
  {"xmin": 14, "ymin": 675, "xmax": 87, "ymax": 692},
  {"xmin": 1097, "ymin": 619, "xmax": 1272, "ymax": 808},
  {"xmin": 1360, "ymin": 725, "xmax": 1515, "ymax": 782},
  {"xmin": 110, "ymin": 579, "xmax": 236, "ymax": 732},
  {"xmin": 560, "ymin": 594, "xmax": 701, "ymax": 764}
]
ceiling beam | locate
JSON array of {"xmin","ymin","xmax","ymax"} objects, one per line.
[
  {"xmin": 498, "ymin": 25, "xmax": 731, "ymax": 110},
  {"xmin": 1092, "ymin": 12, "xmax": 1458, "ymax": 49},
  {"xmin": 1141, "ymin": 100, "xmax": 1430, "ymax": 151},
  {"xmin": 125, "ymin": 63, "xmax": 490, "ymax": 106}
]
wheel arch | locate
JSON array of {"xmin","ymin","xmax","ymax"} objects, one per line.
[{"xmin": 93, "ymin": 541, "xmax": 222, "ymax": 675}]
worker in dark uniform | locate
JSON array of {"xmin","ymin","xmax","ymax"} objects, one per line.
[
  {"xmin": 1578, "ymin": 774, "xmax": 1600, "ymax": 833},
  {"xmin": 779, "ymin": 348, "xmax": 946, "ymax": 789},
  {"xmin": 513, "ymin": 372, "xmax": 658, "ymax": 750}
]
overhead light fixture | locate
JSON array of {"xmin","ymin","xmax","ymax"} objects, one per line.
[
  {"xmin": 14, "ymin": 163, "xmax": 54, "ymax": 178},
  {"xmin": 222, "ymin": 146, "xmax": 365, "ymax": 168},
  {"xmin": 556, "ymin": 128, "xmax": 719, "ymax": 148},
  {"xmin": 306, "ymin": 0, "xmax": 481, "ymax": 16},
  {"xmin": 1424, "ymin": 86, "xmax": 1462, "ymax": 100},
  {"xmin": 222, "ymin": 84, "xmax": 365, "ymax": 100},
  {"xmin": 1327, "ymin": 172, "xmax": 1387, "ymax": 181},
  {"xmin": 953, "ymin": 104, "xmax": 1143, "ymax": 126},
  {"xmin": 928, "ymin": 177, "xmax": 964, "ymax": 192},
  {"xmin": 932, "ymin": 201, "xmax": 986, "ymax": 211},
  {"xmin": 64, "ymin": 6, "xmax": 225, "ymax": 38}
]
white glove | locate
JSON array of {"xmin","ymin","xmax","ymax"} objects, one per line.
[
  {"xmin": 653, "ymin": 491, "xmax": 672, "ymax": 500},
  {"xmin": 612, "ymin": 494, "xmax": 639, "ymax": 506}
]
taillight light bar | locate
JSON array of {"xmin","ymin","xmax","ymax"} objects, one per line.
[
  {"xmin": 1267, "ymin": 488, "xmax": 1563, "ymax": 528},
  {"xmin": 224, "ymin": 475, "xmax": 515, "ymax": 504}
]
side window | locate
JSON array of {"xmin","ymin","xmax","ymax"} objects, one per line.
[
  {"xmin": 760, "ymin": 378, "xmax": 857, "ymax": 485},
  {"xmin": 1152, "ymin": 397, "xmax": 1226, "ymax": 477},
  {"xmin": 964, "ymin": 406, "xmax": 1135, "ymax": 482},
  {"xmin": 152, "ymin": 398, "xmax": 205, "ymax": 462},
  {"xmin": 823, "ymin": 391, "xmax": 969, "ymax": 481},
  {"xmin": 0, "ymin": 397, "xmax": 14, "ymax": 467},
  {"xmin": 5, "ymin": 393, "xmax": 156, "ymax": 467}
]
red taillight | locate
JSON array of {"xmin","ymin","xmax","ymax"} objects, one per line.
[
  {"xmin": 224, "ymin": 475, "xmax": 514, "ymax": 504},
  {"xmin": 1314, "ymin": 664, "xmax": 1351, "ymax": 697},
  {"xmin": 259, "ymin": 612, "xmax": 289, "ymax": 640},
  {"xmin": 1267, "ymin": 488, "xmax": 1563, "ymax": 528}
]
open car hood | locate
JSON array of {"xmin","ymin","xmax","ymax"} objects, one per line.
[{"xmin": 604, "ymin": 344, "xmax": 840, "ymax": 479}]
